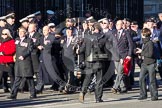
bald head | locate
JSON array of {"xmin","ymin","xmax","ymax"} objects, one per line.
[
  {"xmin": 116, "ymin": 20, "xmax": 123, "ymax": 30},
  {"xmin": 43, "ymin": 26, "xmax": 50, "ymax": 36}
]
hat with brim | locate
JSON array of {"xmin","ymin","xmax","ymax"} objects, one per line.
[
  {"xmin": 34, "ymin": 11, "xmax": 41, "ymax": 16},
  {"xmin": 82, "ymin": 20, "xmax": 88, "ymax": 24},
  {"xmin": 6, "ymin": 13, "xmax": 15, "ymax": 19},
  {"xmin": 0, "ymin": 16, "xmax": 6, "ymax": 22},
  {"xmin": 146, "ymin": 18, "xmax": 155, "ymax": 23},
  {"xmin": 19, "ymin": 17, "xmax": 29, "ymax": 23},
  {"xmin": 66, "ymin": 18, "xmax": 75, "ymax": 23},
  {"xmin": 98, "ymin": 18, "xmax": 108, "ymax": 23},
  {"xmin": 131, "ymin": 21, "xmax": 138, "ymax": 25},
  {"xmin": 47, "ymin": 10, "xmax": 55, "ymax": 15},
  {"xmin": 27, "ymin": 14, "xmax": 35, "ymax": 19},
  {"xmin": 48, "ymin": 23, "xmax": 55, "ymax": 27}
]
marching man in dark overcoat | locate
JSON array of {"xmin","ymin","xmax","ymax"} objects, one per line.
[{"xmin": 7, "ymin": 27, "xmax": 36, "ymax": 99}]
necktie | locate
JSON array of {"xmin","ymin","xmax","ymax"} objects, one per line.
[
  {"xmin": 117, "ymin": 31, "xmax": 120, "ymax": 40},
  {"xmin": 29, "ymin": 35, "xmax": 32, "ymax": 38},
  {"xmin": 44, "ymin": 36, "xmax": 47, "ymax": 41},
  {"xmin": 67, "ymin": 38, "xmax": 70, "ymax": 47},
  {"xmin": 44, "ymin": 37, "xmax": 48, "ymax": 44},
  {"xmin": 20, "ymin": 38, "xmax": 24, "ymax": 43}
]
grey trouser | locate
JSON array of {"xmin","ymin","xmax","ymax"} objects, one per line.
[
  {"xmin": 113, "ymin": 61, "xmax": 126, "ymax": 91},
  {"xmin": 139, "ymin": 63, "xmax": 158, "ymax": 98}
]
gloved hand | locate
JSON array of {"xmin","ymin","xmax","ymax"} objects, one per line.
[
  {"xmin": 0, "ymin": 52, "xmax": 4, "ymax": 55},
  {"xmin": 79, "ymin": 62, "xmax": 86, "ymax": 69}
]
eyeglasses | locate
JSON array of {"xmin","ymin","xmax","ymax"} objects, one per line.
[
  {"xmin": 2, "ymin": 33, "xmax": 7, "ymax": 35},
  {"xmin": 50, "ymin": 26, "xmax": 55, "ymax": 28},
  {"xmin": 102, "ymin": 23, "xmax": 108, "ymax": 24},
  {"xmin": 131, "ymin": 25, "xmax": 136, "ymax": 28}
]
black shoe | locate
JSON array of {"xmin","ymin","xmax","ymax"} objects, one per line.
[
  {"xmin": 96, "ymin": 99, "xmax": 104, "ymax": 103},
  {"xmin": 4, "ymin": 89, "xmax": 10, "ymax": 93},
  {"xmin": 30, "ymin": 95, "xmax": 37, "ymax": 99},
  {"xmin": 36, "ymin": 89, "xmax": 42, "ymax": 94},
  {"xmin": 138, "ymin": 96, "xmax": 147, "ymax": 100},
  {"xmin": 58, "ymin": 86, "xmax": 64, "ymax": 93},
  {"xmin": 7, "ymin": 95, "xmax": 16, "ymax": 100},
  {"xmin": 119, "ymin": 90, "xmax": 128, "ymax": 94},
  {"xmin": 151, "ymin": 97, "xmax": 158, "ymax": 101}
]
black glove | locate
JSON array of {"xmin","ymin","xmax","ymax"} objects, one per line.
[{"xmin": 79, "ymin": 62, "xmax": 86, "ymax": 69}]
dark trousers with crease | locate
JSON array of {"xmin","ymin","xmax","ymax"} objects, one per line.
[
  {"xmin": 35, "ymin": 62, "xmax": 47, "ymax": 91},
  {"xmin": 10, "ymin": 76, "xmax": 36, "ymax": 97},
  {"xmin": 0, "ymin": 63, "xmax": 14, "ymax": 90},
  {"xmin": 139, "ymin": 63, "xmax": 158, "ymax": 98},
  {"xmin": 81, "ymin": 62, "xmax": 103, "ymax": 100}
]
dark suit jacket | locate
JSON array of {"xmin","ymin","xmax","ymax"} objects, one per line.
[
  {"xmin": 38, "ymin": 35, "xmax": 55, "ymax": 60},
  {"xmin": 61, "ymin": 36, "xmax": 76, "ymax": 71},
  {"xmin": 113, "ymin": 29, "xmax": 133, "ymax": 59},
  {"xmin": 29, "ymin": 32, "xmax": 42, "ymax": 72},
  {"xmin": 38, "ymin": 35, "xmax": 65, "ymax": 85}
]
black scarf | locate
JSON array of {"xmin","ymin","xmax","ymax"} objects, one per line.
[
  {"xmin": 0, "ymin": 37, "xmax": 12, "ymax": 43},
  {"xmin": 142, "ymin": 37, "xmax": 150, "ymax": 44}
]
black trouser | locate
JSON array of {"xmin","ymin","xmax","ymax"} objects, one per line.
[
  {"xmin": 35, "ymin": 62, "xmax": 47, "ymax": 91},
  {"xmin": 0, "ymin": 63, "xmax": 14, "ymax": 90},
  {"xmin": 139, "ymin": 63, "xmax": 158, "ymax": 98},
  {"xmin": 82, "ymin": 62, "xmax": 103, "ymax": 100},
  {"xmin": 18, "ymin": 77, "xmax": 28, "ymax": 91},
  {"xmin": 36, "ymin": 61, "xmax": 61, "ymax": 91},
  {"xmin": 10, "ymin": 76, "xmax": 36, "ymax": 97}
]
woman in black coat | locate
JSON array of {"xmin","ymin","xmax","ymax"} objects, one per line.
[{"xmin": 7, "ymin": 27, "xmax": 36, "ymax": 99}]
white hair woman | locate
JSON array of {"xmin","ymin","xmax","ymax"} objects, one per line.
[{"xmin": 0, "ymin": 29, "xmax": 16, "ymax": 93}]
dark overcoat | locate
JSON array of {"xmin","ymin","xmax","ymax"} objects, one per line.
[
  {"xmin": 14, "ymin": 36, "xmax": 34, "ymax": 77},
  {"xmin": 29, "ymin": 32, "xmax": 42, "ymax": 72}
]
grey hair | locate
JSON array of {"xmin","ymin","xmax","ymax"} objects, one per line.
[{"xmin": 2, "ymin": 29, "xmax": 12, "ymax": 38}]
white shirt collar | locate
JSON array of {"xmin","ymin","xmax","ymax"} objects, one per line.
[
  {"xmin": 20, "ymin": 37, "xmax": 25, "ymax": 42},
  {"xmin": 29, "ymin": 32, "xmax": 35, "ymax": 37}
]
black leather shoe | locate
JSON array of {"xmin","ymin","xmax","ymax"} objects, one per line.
[
  {"xmin": 96, "ymin": 99, "xmax": 104, "ymax": 103},
  {"xmin": 4, "ymin": 89, "xmax": 10, "ymax": 93},
  {"xmin": 36, "ymin": 89, "xmax": 42, "ymax": 94},
  {"xmin": 151, "ymin": 97, "xmax": 158, "ymax": 101},
  {"xmin": 30, "ymin": 95, "xmax": 37, "ymax": 99},
  {"xmin": 138, "ymin": 96, "xmax": 147, "ymax": 100},
  {"xmin": 119, "ymin": 90, "xmax": 127, "ymax": 94},
  {"xmin": 7, "ymin": 95, "xmax": 16, "ymax": 99}
]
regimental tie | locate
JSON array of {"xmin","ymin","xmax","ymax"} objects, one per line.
[
  {"xmin": 67, "ymin": 37, "xmax": 71, "ymax": 47},
  {"xmin": 44, "ymin": 36, "xmax": 48, "ymax": 44},
  {"xmin": 117, "ymin": 31, "xmax": 120, "ymax": 40},
  {"xmin": 29, "ymin": 35, "xmax": 32, "ymax": 38}
]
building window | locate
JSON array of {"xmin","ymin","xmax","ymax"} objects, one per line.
[
  {"xmin": 159, "ymin": 4, "xmax": 162, "ymax": 12},
  {"xmin": 144, "ymin": 5, "xmax": 156, "ymax": 14}
]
